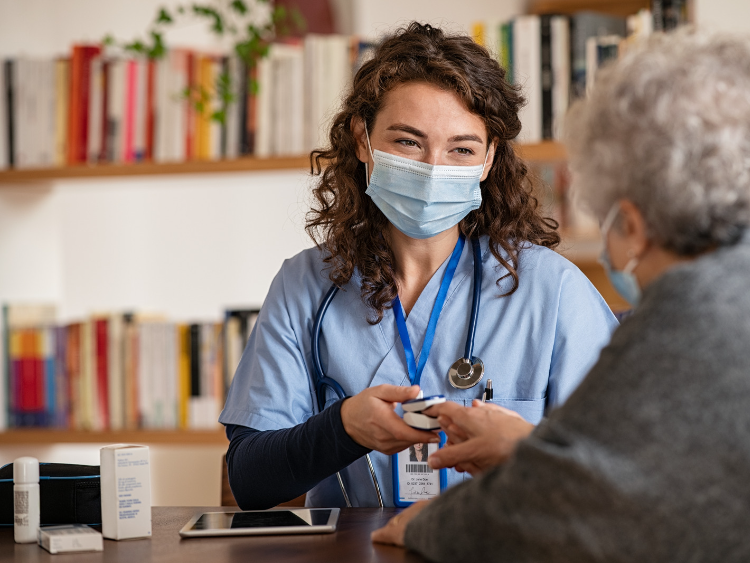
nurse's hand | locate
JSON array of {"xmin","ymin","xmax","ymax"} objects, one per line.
[
  {"xmin": 424, "ymin": 400, "xmax": 534, "ymax": 475},
  {"xmin": 341, "ymin": 384, "xmax": 440, "ymax": 455}
]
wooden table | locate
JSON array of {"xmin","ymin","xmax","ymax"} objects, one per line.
[{"xmin": 1, "ymin": 506, "xmax": 426, "ymax": 562}]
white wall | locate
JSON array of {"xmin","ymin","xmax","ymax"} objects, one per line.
[
  {"xmin": 0, "ymin": 442, "xmax": 227, "ymax": 506},
  {"xmin": 352, "ymin": 0, "xmax": 525, "ymax": 38},
  {"xmin": 2, "ymin": 0, "xmax": 749, "ymax": 508},
  {"xmin": 0, "ymin": 0, "xmax": 528, "ymax": 507},
  {"xmin": 694, "ymin": 0, "xmax": 750, "ymax": 33}
]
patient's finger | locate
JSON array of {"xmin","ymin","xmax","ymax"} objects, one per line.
[
  {"xmin": 428, "ymin": 441, "xmax": 476, "ymax": 470},
  {"xmin": 439, "ymin": 419, "xmax": 469, "ymax": 444}
]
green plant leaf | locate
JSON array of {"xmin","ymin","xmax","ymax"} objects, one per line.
[
  {"xmin": 229, "ymin": 0, "xmax": 247, "ymax": 15},
  {"xmin": 192, "ymin": 5, "xmax": 224, "ymax": 34},
  {"xmin": 249, "ymin": 78, "xmax": 259, "ymax": 96},
  {"xmin": 210, "ymin": 109, "xmax": 226, "ymax": 124},
  {"xmin": 149, "ymin": 30, "xmax": 166, "ymax": 59},
  {"xmin": 156, "ymin": 7, "xmax": 173, "ymax": 24},
  {"xmin": 103, "ymin": 34, "xmax": 115, "ymax": 46},
  {"xmin": 125, "ymin": 39, "xmax": 146, "ymax": 54}
]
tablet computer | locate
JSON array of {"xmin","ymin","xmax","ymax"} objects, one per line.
[{"xmin": 178, "ymin": 508, "xmax": 340, "ymax": 537}]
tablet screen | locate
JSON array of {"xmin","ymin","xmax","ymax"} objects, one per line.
[{"xmin": 191, "ymin": 510, "xmax": 333, "ymax": 530}]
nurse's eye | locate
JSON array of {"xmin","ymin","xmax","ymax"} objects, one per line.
[
  {"xmin": 397, "ymin": 139, "xmax": 420, "ymax": 148},
  {"xmin": 453, "ymin": 147, "xmax": 475, "ymax": 156}
]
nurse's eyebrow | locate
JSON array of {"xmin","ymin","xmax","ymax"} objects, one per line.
[
  {"xmin": 386, "ymin": 124, "xmax": 426, "ymax": 137},
  {"xmin": 448, "ymin": 134, "xmax": 483, "ymax": 143}
]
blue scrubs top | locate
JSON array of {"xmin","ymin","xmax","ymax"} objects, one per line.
[{"xmin": 219, "ymin": 236, "xmax": 618, "ymax": 507}]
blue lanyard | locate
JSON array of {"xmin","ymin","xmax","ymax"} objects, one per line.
[{"xmin": 393, "ymin": 234, "xmax": 465, "ymax": 386}]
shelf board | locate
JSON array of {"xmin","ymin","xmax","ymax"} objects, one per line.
[
  {"xmin": 516, "ymin": 141, "xmax": 567, "ymax": 162},
  {"xmin": 0, "ymin": 143, "xmax": 566, "ymax": 184},
  {"xmin": 0, "ymin": 155, "xmax": 313, "ymax": 184},
  {"xmin": 528, "ymin": 0, "xmax": 650, "ymax": 16},
  {"xmin": 0, "ymin": 428, "xmax": 228, "ymax": 445}
]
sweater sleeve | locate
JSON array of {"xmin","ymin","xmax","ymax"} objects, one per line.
[{"xmin": 225, "ymin": 398, "xmax": 372, "ymax": 509}]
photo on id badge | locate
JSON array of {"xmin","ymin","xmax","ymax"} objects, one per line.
[{"xmin": 392, "ymin": 433, "xmax": 447, "ymax": 507}]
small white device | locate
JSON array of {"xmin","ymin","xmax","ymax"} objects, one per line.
[
  {"xmin": 403, "ymin": 411, "xmax": 441, "ymax": 430},
  {"xmin": 38, "ymin": 524, "xmax": 103, "ymax": 554},
  {"xmin": 13, "ymin": 456, "xmax": 39, "ymax": 544},
  {"xmin": 402, "ymin": 394, "xmax": 446, "ymax": 413},
  {"xmin": 179, "ymin": 508, "xmax": 340, "ymax": 537}
]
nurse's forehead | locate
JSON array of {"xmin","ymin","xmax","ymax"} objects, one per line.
[{"xmin": 375, "ymin": 82, "xmax": 486, "ymax": 138}]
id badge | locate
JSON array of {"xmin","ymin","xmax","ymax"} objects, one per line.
[{"xmin": 392, "ymin": 433, "xmax": 447, "ymax": 507}]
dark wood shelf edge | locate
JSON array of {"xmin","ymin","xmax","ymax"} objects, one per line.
[
  {"xmin": 0, "ymin": 155, "xmax": 313, "ymax": 184},
  {"xmin": 0, "ymin": 143, "xmax": 567, "ymax": 184}
]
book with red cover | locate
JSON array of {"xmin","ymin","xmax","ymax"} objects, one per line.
[
  {"xmin": 145, "ymin": 59, "xmax": 155, "ymax": 161},
  {"xmin": 123, "ymin": 59, "xmax": 137, "ymax": 163},
  {"xmin": 99, "ymin": 61, "xmax": 109, "ymax": 163},
  {"xmin": 67, "ymin": 44, "xmax": 101, "ymax": 164},
  {"xmin": 95, "ymin": 318, "xmax": 109, "ymax": 430},
  {"xmin": 185, "ymin": 51, "xmax": 195, "ymax": 160},
  {"xmin": 16, "ymin": 329, "xmax": 45, "ymax": 427},
  {"xmin": 243, "ymin": 62, "xmax": 258, "ymax": 156}
]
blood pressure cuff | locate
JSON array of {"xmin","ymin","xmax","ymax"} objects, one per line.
[{"xmin": 0, "ymin": 463, "xmax": 101, "ymax": 526}]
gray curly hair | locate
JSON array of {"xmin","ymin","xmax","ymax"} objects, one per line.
[{"xmin": 566, "ymin": 29, "xmax": 750, "ymax": 255}]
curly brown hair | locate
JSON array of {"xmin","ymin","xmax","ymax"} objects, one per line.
[{"xmin": 306, "ymin": 22, "xmax": 559, "ymax": 324}]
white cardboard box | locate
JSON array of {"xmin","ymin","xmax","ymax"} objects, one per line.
[
  {"xmin": 38, "ymin": 524, "xmax": 104, "ymax": 554},
  {"xmin": 100, "ymin": 444, "xmax": 152, "ymax": 540}
]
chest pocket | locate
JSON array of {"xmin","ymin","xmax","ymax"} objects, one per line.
[{"xmin": 483, "ymin": 397, "xmax": 546, "ymax": 425}]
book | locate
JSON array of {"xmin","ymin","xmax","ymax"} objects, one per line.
[
  {"xmin": 540, "ymin": 15, "xmax": 553, "ymax": 141},
  {"xmin": 3, "ymin": 304, "xmax": 56, "ymax": 427},
  {"xmin": 54, "ymin": 59, "xmax": 70, "ymax": 166},
  {"xmin": 550, "ymin": 16, "xmax": 570, "ymax": 141},
  {"xmin": 223, "ymin": 309, "xmax": 259, "ymax": 389},
  {"xmin": 513, "ymin": 15, "xmax": 542, "ymax": 144},
  {"xmin": 585, "ymin": 35, "xmax": 622, "ymax": 95},
  {"xmin": 0, "ymin": 60, "xmax": 6, "ymax": 170},
  {"xmin": 570, "ymin": 12, "xmax": 626, "ymax": 100}
]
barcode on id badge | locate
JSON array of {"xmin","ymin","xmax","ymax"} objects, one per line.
[{"xmin": 406, "ymin": 464, "xmax": 432, "ymax": 473}]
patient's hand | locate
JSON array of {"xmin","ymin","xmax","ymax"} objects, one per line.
[
  {"xmin": 371, "ymin": 500, "xmax": 430, "ymax": 547},
  {"xmin": 424, "ymin": 400, "xmax": 534, "ymax": 475}
]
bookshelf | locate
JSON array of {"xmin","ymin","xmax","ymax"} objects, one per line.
[
  {"xmin": 0, "ymin": 142, "xmax": 567, "ymax": 184},
  {"xmin": 528, "ymin": 0, "xmax": 651, "ymax": 16}
]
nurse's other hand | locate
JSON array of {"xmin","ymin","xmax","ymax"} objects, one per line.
[
  {"xmin": 425, "ymin": 400, "xmax": 534, "ymax": 475},
  {"xmin": 341, "ymin": 384, "xmax": 440, "ymax": 455},
  {"xmin": 371, "ymin": 500, "xmax": 431, "ymax": 547}
]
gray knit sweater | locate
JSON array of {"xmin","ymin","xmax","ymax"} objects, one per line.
[{"xmin": 405, "ymin": 236, "xmax": 750, "ymax": 562}]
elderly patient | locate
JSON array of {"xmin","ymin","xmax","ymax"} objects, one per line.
[{"xmin": 372, "ymin": 29, "xmax": 750, "ymax": 562}]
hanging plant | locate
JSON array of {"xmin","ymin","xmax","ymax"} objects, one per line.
[{"xmin": 103, "ymin": 0, "xmax": 305, "ymax": 123}]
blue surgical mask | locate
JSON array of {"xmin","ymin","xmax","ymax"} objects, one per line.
[
  {"xmin": 363, "ymin": 125, "xmax": 488, "ymax": 239},
  {"xmin": 599, "ymin": 203, "xmax": 642, "ymax": 306}
]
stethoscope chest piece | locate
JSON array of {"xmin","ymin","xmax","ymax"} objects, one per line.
[{"xmin": 448, "ymin": 357, "xmax": 484, "ymax": 389}]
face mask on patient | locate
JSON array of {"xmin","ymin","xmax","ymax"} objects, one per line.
[
  {"xmin": 363, "ymin": 124, "xmax": 489, "ymax": 239},
  {"xmin": 599, "ymin": 202, "xmax": 642, "ymax": 307}
]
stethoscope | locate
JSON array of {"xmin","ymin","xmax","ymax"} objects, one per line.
[{"xmin": 310, "ymin": 236, "xmax": 485, "ymax": 506}]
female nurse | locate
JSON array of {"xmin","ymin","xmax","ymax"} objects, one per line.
[{"xmin": 219, "ymin": 22, "xmax": 618, "ymax": 509}]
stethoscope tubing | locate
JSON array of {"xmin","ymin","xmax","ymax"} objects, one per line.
[
  {"xmin": 465, "ymin": 237, "xmax": 482, "ymax": 360},
  {"xmin": 310, "ymin": 236, "xmax": 483, "ymax": 508},
  {"xmin": 311, "ymin": 283, "xmax": 345, "ymax": 412}
]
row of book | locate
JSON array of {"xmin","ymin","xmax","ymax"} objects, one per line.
[
  {"xmin": 473, "ymin": 3, "xmax": 687, "ymax": 144},
  {"xmin": 0, "ymin": 304, "xmax": 259, "ymax": 431},
  {"xmin": 0, "ymin": 34, "xmax": 372, "ymax": 170}
]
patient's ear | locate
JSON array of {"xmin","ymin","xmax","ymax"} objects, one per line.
[{"xmin": 618, "ymin": 199, "xmax": 649, "ymax": 255}]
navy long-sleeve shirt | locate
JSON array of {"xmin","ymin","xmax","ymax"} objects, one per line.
[{"xmin": 224, "ymin": 398, "xmax": 371, "ymax": 509}]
